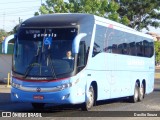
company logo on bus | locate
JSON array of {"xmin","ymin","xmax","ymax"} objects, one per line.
[
  {"xmin": 30, "ymin": 77, "xmax": 47, "ymax": 80},
  {"xmin": 36, "ymin": 88, "xmax": 41, "ymax": 92}
]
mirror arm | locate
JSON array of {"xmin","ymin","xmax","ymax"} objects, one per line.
[
  {"xmin": 2, "ymin": 34, "xmax": 14, "ymax": 54},
  {"xmin": 72, "ymin": 33, "xmax": 87, "ymax": 54}
]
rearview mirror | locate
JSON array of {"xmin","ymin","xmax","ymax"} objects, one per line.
[
  {"xmin": 2, "ymin": 34, "xmax": 15, "ymax": 54},
  {"xmin": 72, "ymin": 33, "xmax": 87, "ymax": 54}
]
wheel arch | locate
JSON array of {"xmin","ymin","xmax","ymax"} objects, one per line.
[{"xmin": 136, "ymin": 79, "xmax": 140, "ymax": 87}]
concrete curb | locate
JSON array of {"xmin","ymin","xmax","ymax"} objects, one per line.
[
  {"xmin": 0, "ymin": 84, "xmax": 11, "ymax": 93},
  {"xmin": 0, "ymin": 85, "xmax": 9, "ymax": 88}
]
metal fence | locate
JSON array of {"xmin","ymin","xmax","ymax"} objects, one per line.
[{"xmin": 0, "ymin": 43, "xmax": 14, "ymax": 54}]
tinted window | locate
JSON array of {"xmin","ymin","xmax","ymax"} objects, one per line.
[
  {"xmin": 129, "ymin": 42, "xmax": 136, "ymax": 56},
  {"xmin": 93, "ymin": 25, "xmax": 106, "ymax": 57},
  {"xmin": 136, "ymin": 41, "xmax": 144, "ymax": 56},
  {"xmin": 93, "ymin": 25, "xmax": 154, "ymax": 58}
]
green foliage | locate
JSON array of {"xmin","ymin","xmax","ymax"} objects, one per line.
[
  {"xmin": 121, "ymin": 16, "xmax": 130, "ymax": 25},
  {"xmin": 0, "ymin": 29, "xmax": 9, "ymax": 43},
  {"xmin": 155, "ymin": 41, "xmax": 160, "ymax": 64},
  {"xmin": 108, "ymin": 13, "xmax": 119, "ymax": 22},
  {"xmin": 116, "ymin": 0, "xmax": 160, "ymax": 31},
  {"xmin": 35, "ymin": 0, "xmax": 160, "ymax": 31},
  {"xmin": 35, "ymin": 0, "xmax": 124, "ymax": 24}
]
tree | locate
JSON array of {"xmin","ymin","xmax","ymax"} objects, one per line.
[
  {"xmin": 0, "ymin": 29, "xmax": 9, "ymax": 43},
  {"xmin": 35, "ymin": 0, "xmax": 160, "ymax": 31},
  {"xmin": 35, "ymin": 0, "xmax": 129, "ymax": 25},
  {"xmin": 116, "ymin": 0, "xmax": 160, "ymax": 31},
  {"xmin": 155, "ymin": 41, "xmax": 160, "ymax": 65}
]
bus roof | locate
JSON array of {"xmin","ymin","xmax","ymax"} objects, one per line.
[
  {"xmin": 94, "ymin": 15, "xmax": 153, "ymax": 39},
  {"xmin": 21, "ymin": 13, "xmax": 153, "ymax": 39},
  {"xmin": 21, "ymin": 13, "xmax": 94, "ymax": 27}
]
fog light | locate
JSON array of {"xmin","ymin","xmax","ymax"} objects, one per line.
[
  {"xmin": 62, "ymin": 94, "xmax": 70, "ymax": 100},
  {"xmin": 13, "ymin": 93, "xmax": 19, "ymax": 98}
]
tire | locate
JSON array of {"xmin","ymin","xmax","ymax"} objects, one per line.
[
  {"xmin": 129, "ymin": 83, "xmax": 139, "ymax": 103},
  {"xmin": 81, "ymin": 85, "xmax": 95, "ymax": 111},
  {"xmin": 138, "ymin": 83, "xmax": 145, "ymax": 101},
  {"xmin": 32, "ymin": 103, "xmax": 45, "ymax": 109}
]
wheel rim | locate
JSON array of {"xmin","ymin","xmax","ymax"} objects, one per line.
[
  {"xmin": 139, "ymin": 84, "xmax": 144, "ymax": 99},
  {"xmin": 87, "ymin": 86, "xmax": 94, "ymax": 109},
  {"xmin": 134, "ymin": 85, "xmax": 139, "ymax": 101}
]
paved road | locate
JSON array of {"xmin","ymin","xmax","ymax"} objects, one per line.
[
  {"xmin": 0, "ymin": 79, "xmax": 160, "ymax": 119},
  {"xmin": 156, "ymin": 68, "xmax": 160, "ymax": 73}
]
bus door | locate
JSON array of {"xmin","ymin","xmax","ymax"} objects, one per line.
[
  {"xmin": 109, "ymin": 50, "xmax": 119, "ymax": 99},
  {"xmin": 105, "ymin": 27, "xmax": 120, "ymax": 99},
  {"xmin": 105, "ymin": 52, "xmax": 117, "ymax": 99},
  {"xmin": 92, "ymin": 24, "xmax": 111, "ymax": 99}
]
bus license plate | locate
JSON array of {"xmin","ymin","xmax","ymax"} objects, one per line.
[{"xmin": 33, "ymin": 95, "xmax": 44, "ymax": 100}]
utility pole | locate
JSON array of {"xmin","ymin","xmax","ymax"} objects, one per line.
[
  {"xmin": 3, "ymin": 12, "xmax": 5, "ymax": 30},
  {"xmin": 19, "ymin": 17, "xmax": 23, "ymax": 24},
  {"xmin": 19, "ymin": 17, "xmax": 21, "ymax": 24}
]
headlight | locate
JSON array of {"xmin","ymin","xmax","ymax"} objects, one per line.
[
  {"xmin": 11, "ymin": 82, "xmax": 21, "ymax": 88},
  {"xmin": 11, "ymin": 79, "xmax": 80, "ymax": 92},
  {"xmin": 58, "ymin": 79, "xmax": 79, "ymax": 90}
]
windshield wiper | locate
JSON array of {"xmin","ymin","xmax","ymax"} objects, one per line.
[
  {"xmin": 23, "ymin": 49, "xmax": 41, "ymax": 78},
  {"xmin": 23, "ymin": 62, "xmax": 41, "ymax": 78},
  {"xmin": 48, "ymin": 55, "xmax": 57, "ymax": 79},
  {"xmin": 24, "ymin": 55, "xmax": 57, "ymax": 79}
]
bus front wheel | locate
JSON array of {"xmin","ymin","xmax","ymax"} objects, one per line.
[{"xmin": 81, "ymin": 85, "xmax": 95, "ymax": 111}]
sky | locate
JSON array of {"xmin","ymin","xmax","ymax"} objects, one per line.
[
  {"xmin": 0, "ymin": 0, "xmax": 160, "ymax": 34},
  {"xmin": 0, "ymin": 0, "xmax": 43, "ymax": 32}
]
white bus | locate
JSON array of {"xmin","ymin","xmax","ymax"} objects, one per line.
[{"xmin": 3, "ymin": 14, "xmax": 155, "ymax": 111}]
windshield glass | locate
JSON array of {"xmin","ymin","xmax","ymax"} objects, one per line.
[{"xmin": 13, "ymin": 28, "xmax": 77, "ymax": 78}]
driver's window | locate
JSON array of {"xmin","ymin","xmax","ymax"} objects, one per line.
[{"xmin": 77, "ymin": 41, "xmax": 86, "ymax": 67}]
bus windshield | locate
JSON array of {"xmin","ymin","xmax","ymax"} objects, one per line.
[{"xmin": 13, "ymin": 28, "xmax": 77, "ymax": 78}]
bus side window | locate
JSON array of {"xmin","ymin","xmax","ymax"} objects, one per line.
[
  {"xmin": 112, "ymin": 44, "xmax": 118, "ymax": 53},
  {"xmin": 92, "ymin": 43, "xmax": 101, "ymax": 57},
  {"xmin": 118, "ymin": 44, "xmax": 123, "ymax": 54},
  {"xmin": 136, "ymin": 41, "xmax": 144, "ymax": 57},
  {"xmin": 129, "ymin": 42, "xmax": 136, "ymax": 56},
  {"xmin": 143, "ymin": 40, "xmax": 149, "ymax": 57},
  {"xmin": 122, "ymin": 43, "xmax": 130, "ymax": 55},
  {"xmin": 148, "ymin": 42, "xmax": 154, "ymax": 57},
  {"xmin": 77, "ymin": 41, "xmax": 86, "ymax": 68},
  {"xmin": 92, "ymin": 25, "xmax": 106, "ymax": 57}
]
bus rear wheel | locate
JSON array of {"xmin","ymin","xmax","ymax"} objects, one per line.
[
  {"xmin": 129, "ymin": 83, "xmax": 139, "ymax": 103},
  {"xmin": 81, "ymin": 85, "xmax": 95, "ymax": 111},
  {"xmin": 138, "ymin": 83, "xmax": 145, "ymax": 101},
  {"xmin": 32, "ymin": 103, "xmax": 45, "ymax": 109}
]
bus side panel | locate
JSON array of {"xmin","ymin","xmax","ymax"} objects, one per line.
[
  {"xmin": 145, "ymin": 56, "xmax": 155, "ymax": 94},
  {"xmin": 146, "ymin": 72, "xmax": 154, "ymax": 94},
  {"xmin": 86, "ymin": 53, "xmax": 111, "ymax": 100},
  {"xmin": 116, "ymin": 55, "xmax": 155, "ymax": 96},
  {"xmin": 109, "ymin": 54, "xmax": 132, "ymax": 98}
]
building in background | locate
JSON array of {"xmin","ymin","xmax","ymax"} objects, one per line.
[
  {"xmin": 146, "ymin": 32, "xmax": 160, "ymax": 41},
  {"xmin": 0, "ymin": 42, "xmax": 13, "ymax": 83}
]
